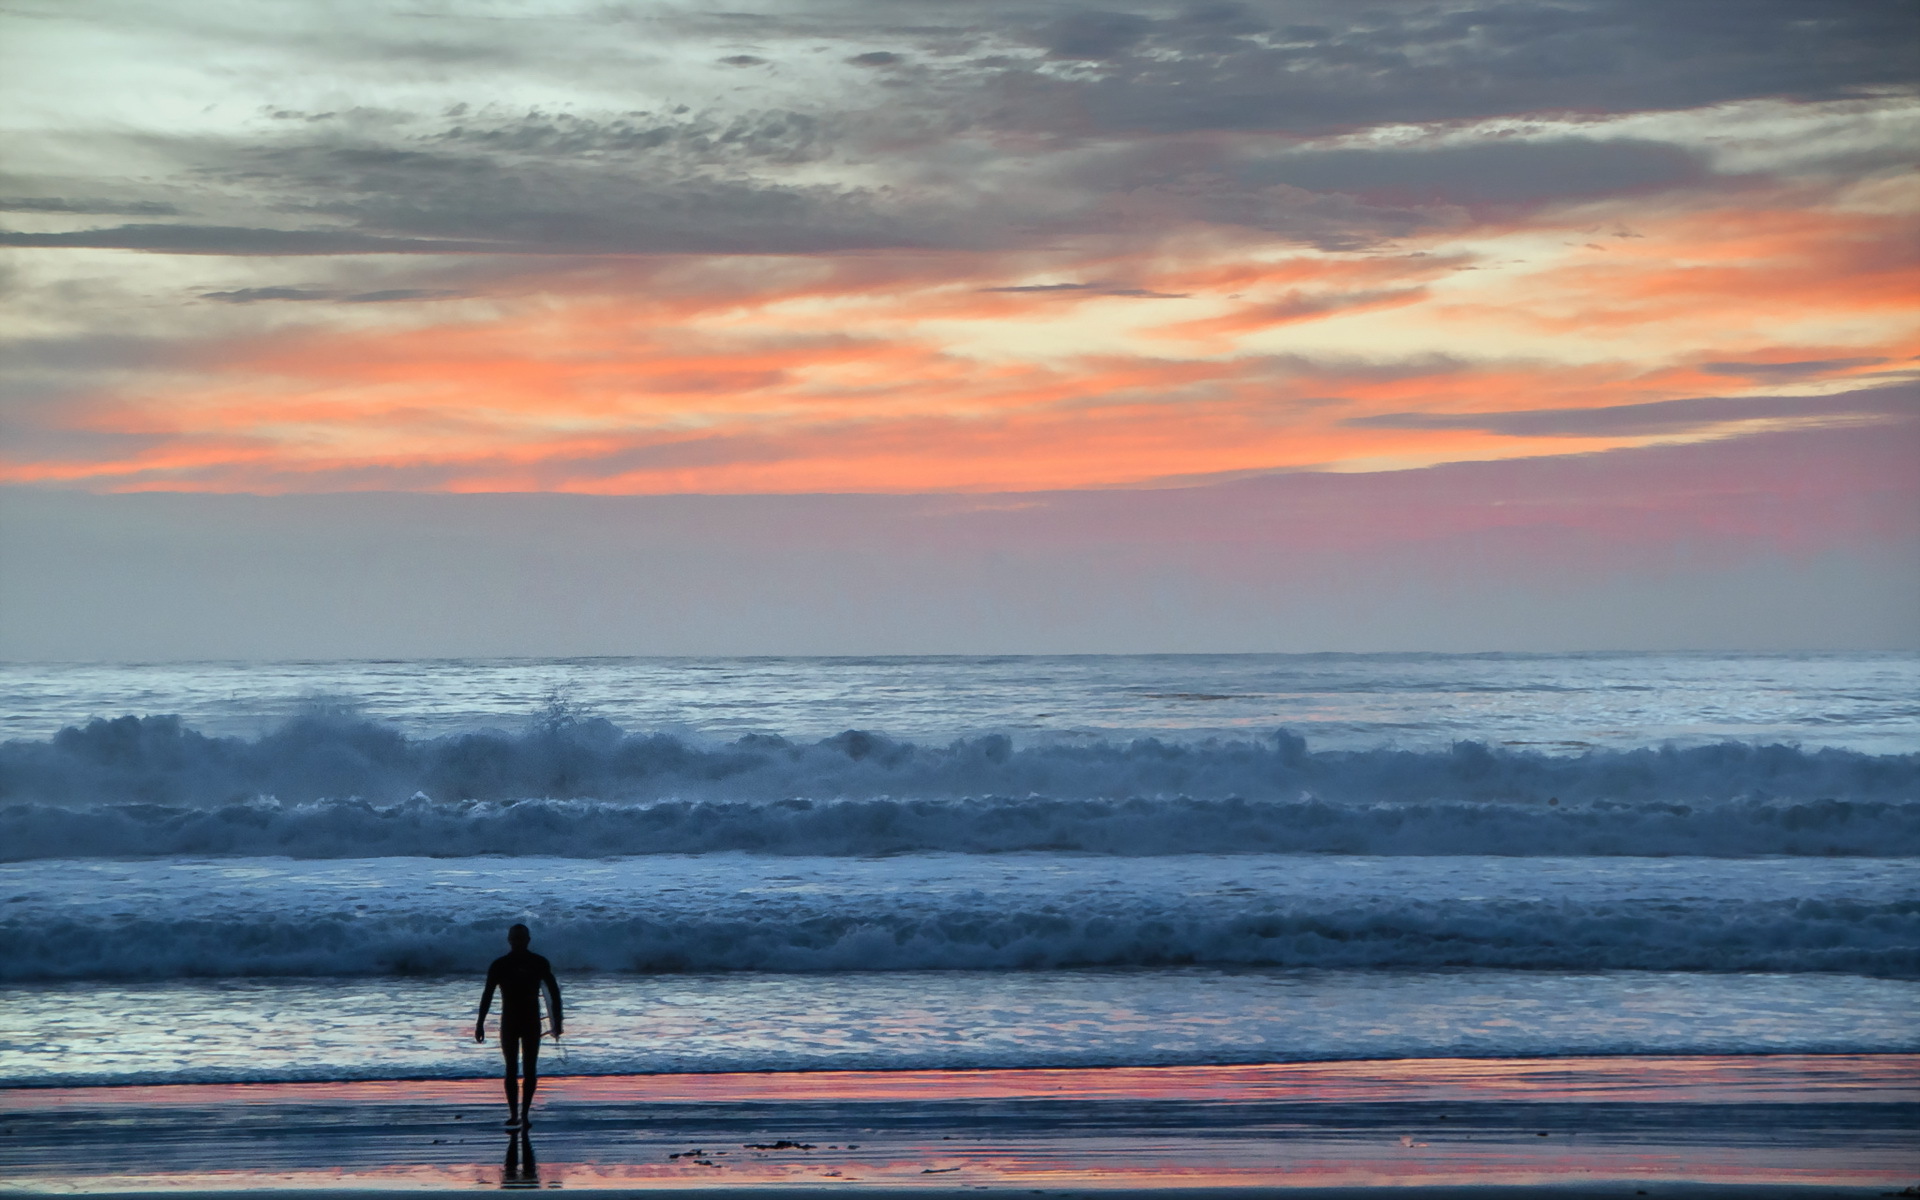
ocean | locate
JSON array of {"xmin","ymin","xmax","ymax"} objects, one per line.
[{"xmin": 2, "ymin": 651, "xmax": 1917, "ymax": 1090}]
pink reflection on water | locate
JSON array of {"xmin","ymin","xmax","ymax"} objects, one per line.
[
  {"xmin": 9, "ymin": 1053, "xmax": 1916, "ymax": 1111},
  {"xmin": 6, "ymin": 1145, "xmax": 1910, "ymax": 1193},
  {"xmin": 8, "ymin": 1055, "xmax": 1914, "ymax": 1192}
]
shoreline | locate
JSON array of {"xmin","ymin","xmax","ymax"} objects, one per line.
[
  {"xmin": 9, "ymin": 1044, "xmax": 1920, "ymax": 1092},
  {"xmin": 5, "ymin": 1055, "xmax": 1915, "ymax": 1195},
  {"xmin": 11, "ymin": 1052, "xmax": 1920, "ymax": 1102},
  {"xmin": 12, "ymin": 1188, "xmax": 1912, "ymax": 1200}
]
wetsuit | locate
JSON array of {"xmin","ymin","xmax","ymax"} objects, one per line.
[{"xmin": 478, "ymin": 948, "xmax": 561, "ymax": 1120}]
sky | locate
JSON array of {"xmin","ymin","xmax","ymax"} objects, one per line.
[{"xmin": 1, "ymin": 0, "xmax": 1916, "ymax": 657}]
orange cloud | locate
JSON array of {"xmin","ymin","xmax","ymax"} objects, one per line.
[
  {"xmin": 1431, "ymin": 189, "xmax": 1920, "ymax": 343},
  {"xmin": 5, "ymin": 182, "xmax": 1915, "ymax": 495}
]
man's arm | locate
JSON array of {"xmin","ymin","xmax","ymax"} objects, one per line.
[{"xmin": 475, "ymin": 973, "xmax": 497, "ymax": 1043}]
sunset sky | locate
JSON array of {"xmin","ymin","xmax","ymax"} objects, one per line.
[{"xmin": 2, "ymin": 0, "xmax": 1916, "ymax": 656}]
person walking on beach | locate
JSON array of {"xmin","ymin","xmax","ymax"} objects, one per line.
[{"xmin": 475, "ymin": 923, "xmax": 563, "ymax": 1129}]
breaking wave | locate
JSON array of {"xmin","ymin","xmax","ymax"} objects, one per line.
[
  {"xmin": 16, "ymin": 891, "xmax": 1920, "ymax": 983},
  {"xmin": 1, "ymin": 713, "xmax": 1916, "ymax": 859},
  {"xmin": 4, "ymin": 793, "xmax": 1917, "ymax": 860},
  {"xmin": 5, "ymin": 854, "xmax": 1915, "ymax": 981},
  {"xmin": 14, "ymin": 903, "xmax": 1914, "ymax": 981}
]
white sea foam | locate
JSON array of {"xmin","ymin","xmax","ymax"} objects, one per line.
[
  {"xmin": 2, "ymin": 716, "xmax": 1915, "ymax": 859},
  {"xmin": 8, "ymin": 969, "xmax": 1918, "ymax": 1086},
  {"xmin": 6, "ymin": 652, "xmax": 1917, "ymax": 751},
  {"xmin": 2, "ymin": 854, "xmax": 1913, "ymax": 982}
]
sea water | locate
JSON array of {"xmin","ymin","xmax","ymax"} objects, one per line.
[{"xmin": 1, "ymin": 652, "xmax": 1916, "ymax": 1088}]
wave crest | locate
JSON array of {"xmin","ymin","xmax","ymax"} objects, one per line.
[
  {"xmin": 7, "ymin": 870, "xmax": 1914, "ymax": 981},
  {"xmin": 2, "ymin": 714, "xmax": 1915, "ymax": 859}
]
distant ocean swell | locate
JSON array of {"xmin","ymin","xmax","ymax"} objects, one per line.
[{"xmin": 8, "ymin": 893, "xmax": 1916, "ymax": 982}]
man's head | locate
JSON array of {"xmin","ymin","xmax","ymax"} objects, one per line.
[{"xmin": 508, "ymin": 923, "xmax": 531, "ymax": 949}]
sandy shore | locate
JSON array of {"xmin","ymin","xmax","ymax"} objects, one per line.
[{"xmin": 3, "ymin": 1056, "xmax": 1915, "ymax": 1196}]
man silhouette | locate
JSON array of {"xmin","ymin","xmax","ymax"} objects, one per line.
[{"xmin": 475, "ymin": 923, "xmax": 563, "ymax": 1128}]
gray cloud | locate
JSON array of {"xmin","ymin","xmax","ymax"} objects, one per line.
[
  {"xmin": 433, "ymin": 108, "xmax": 836, "ymax": 166},
  {"xmin": 342, "ymin": 288, "xmax": 461, "ymax": 302},
  {"xmin": 1344, "ymin": 383, "xmax": 1918, "ymax": 438},
  {"xmin": 978, "ymin": 281, "xmax": 1190, "ymax": 297},
  {"xmin": 1234, "ymin": 287, "xmax": 1425, "ymax": 322},
  {"xmin": 1092, "ymin": 176, "xmax": 1441, "ymax": 250},
  {"xmin": 0, "ymin": 334, "xmax": 185, "ymax": 373},
  {"xmin": 982, "ymin": 282, "xmax": 1099, "ymax": 292},
  {"xmin": 990, "ymin": 0, "xmax": 1920, "ymax": 137},
  {"xmin": 0, "ymin": 166, "xmax": 914, "ymax": 255},
  {"xmin": 1250, "ymin": 138, "xmax": 1707, "ymax": 205},
  {"xmin": 0, "ymin": 197, "xmax": 178, "ymax": 216},
  {"xmin": 0, "ymin": 224, "xmax": 508, "ymax": 255},
  {"xmin": 1042, "ymin": 9, "xmax": 1154, "ymax": 60},
  {"xmin": 0, "ymin": 0, "xmax": 1911, "ymax": 262},
  {"xmin": 202, "ymin": 286, "xmax": 336, "ymax": 303},
  {"xmin": 1702, "ymin": 358, "xmax": 1891, "ymax": 381},
  {"xmin": 201, "ymin": 285, "xmax": 462, "ymax": 303},
  {"xmin": 136, "ymin": 118, "xmax": 936, "ymax": 255}
]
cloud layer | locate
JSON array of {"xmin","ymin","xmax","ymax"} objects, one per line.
[{"xmin": 0, "ymin": 0, "xmax": 1916, "ymax": 498}]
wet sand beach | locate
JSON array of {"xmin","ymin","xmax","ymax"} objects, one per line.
[{"xmin": 4, "ymin": 1055, "xmax": 1914, "ymax": 1195}]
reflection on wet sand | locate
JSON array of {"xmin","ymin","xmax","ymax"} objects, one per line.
[
  {"xmin": 15, "ymin": 1053, "xmax": 1915, "ymax": 1109},
  {"xmin": 2, "ymin": 1056, "xmax": 1915, "ymax": 1193},
  {"xmin": 500, "ymin": 1127, "xmax": 539, "ymax": 1190}
]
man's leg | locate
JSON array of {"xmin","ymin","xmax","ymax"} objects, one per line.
[
  {"xmin": 518, "ymin": 1033, "xmax": 542, "ymax": 1122},
  {"xmin": 501, "ymin": 1034, "xmax": 522, "ymax": 1123}
]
